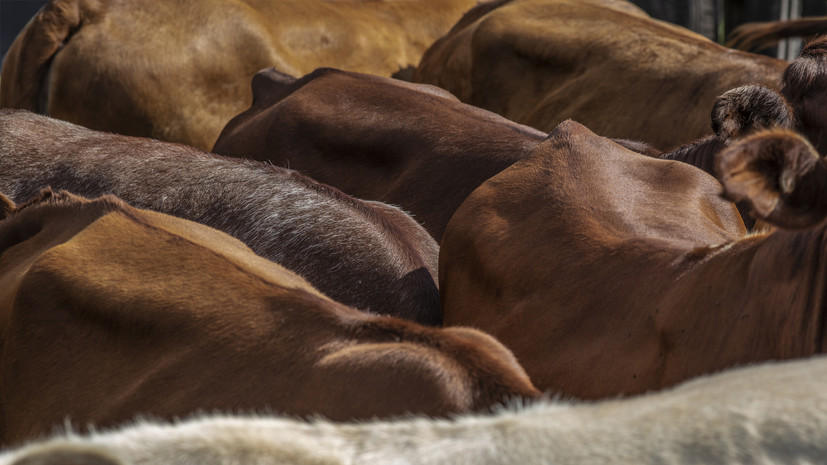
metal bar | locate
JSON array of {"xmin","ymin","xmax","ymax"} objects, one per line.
[{"xmin": 787, "ymin": 0, "xmax": 803, "ymax": 59}]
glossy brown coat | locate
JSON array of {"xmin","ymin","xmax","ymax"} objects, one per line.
[
  {"xmin": 0, "ymin": 190, "xmax": 540, "ymax": 447},
  {"xmin": 440, "ymin": 120, "xmax": 827, "ymax": 399},
  {"xmin": 213, "ymin": 68, "xmax": 547, "ymax": 242}
]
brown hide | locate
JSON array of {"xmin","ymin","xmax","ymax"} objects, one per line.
[
  {"xmin": 0, "ymin": 190, "xmax": 540, "ymax": 447},
  {"xmin": 0, "ymin": 109, "xmax": 440, "ymax": 325},
  {"xmin": 439, "ymin": 120, "xmax": 827, "ymax": 399},
  {"xmin": 414, "ymin": 0, "xmax": 788, "ymax": 150},
  {"xmin": 213, "ymin": 68, "xmax": 547, "ymax": 242},
  {"xmin": 0, "ymin": 0, "xmax": 478, "ymax": 150}
]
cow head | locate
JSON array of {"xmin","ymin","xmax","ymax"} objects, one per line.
[
  {"xmin": 716, "ymin": 128, "xmax": 827, "ymax": 229},
  {"xmin": 782, "ymin": 37, "xmax": 827, "ymax": 156}
]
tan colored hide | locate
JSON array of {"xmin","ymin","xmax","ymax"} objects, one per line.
[
  {"xmin": 0, "ymin": 0, "xmax": 477, "ymax": 149},
  {"xmin": 0, "ymin": 190, "xmax": 540, "ymax": 447},
  {"xmin": 414, "ymin": 0, "xmax": 788, "ymax": 150}
]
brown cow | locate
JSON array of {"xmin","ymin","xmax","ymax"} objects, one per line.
[
  {"xmin": 716, "ymin": 129, "xmax": 827, "ymax": 230},
  {"xmin": 414, "ymin": 0, "xmax": 788, "ymax": 150},
  {"xmin": 212, "ymin": 67, "xmax": 548, "ymax": 242},
  {"xmin": 214, "ymin": 69, "xmax": 794, "ymax": 239},
  {"xmin": 658, "ymin": 83, "xmax": 794, "ymax": 229},
  {"xmin": 781, "ymin": 37, "xmax": 827, "ymax": 156},
  {"xmin": 656, "ymin": 83, "xmax": 794, "ymax": 182},
  {"xmin": 439, "ymin": 119, "xmax": 827, "ymax": 399},
  {"xmin": 0, "ymin": 109, "xmax": 440, "ymax": 326},
  {"xmin": 0, "ymin": 0, "xmax": 478, "ymax": 150},
  {"xmin": 0, "ymin": 189, "xmax": 540, "ymax": 447}
]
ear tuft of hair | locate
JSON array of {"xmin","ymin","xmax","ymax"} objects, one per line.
[
  {"xmin": 250, "ymin": 67, "xmax": 298, "ymax": 107},
  {"xmin": 716, "ymin": 128, "xmax": 827, "ymax": 229},
  {"xmin": 0, "ymin": 193, "xmax": 16, "ymax": 221},
  {"xmin": 711, "ymin": 85, "xmax": 794, "ymax": 142}
]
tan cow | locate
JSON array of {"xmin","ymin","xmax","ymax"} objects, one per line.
[
  {"xmin": 439, "ymin": 120, "xmax": 827, "ymax": 399},
  {"xmin": 0, "ymin": 189, "xmax": 540, "ymax": 447},
  {"xmin": 414, "ymin": 0, "xmax": 788, "ymax": 150},
  {"xmin": 0, "ymin": 0, "xmax": 478, "ymax": 150}
]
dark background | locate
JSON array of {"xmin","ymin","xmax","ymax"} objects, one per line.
[
  {"xmin": 3, "ymin": 0, "xmax": 827, "ymax": 64},
  {"xmin": 2, "ymin": 0, "xmax": 48, "ymax": 61},
  {"xmin": 631, "ymin": 0, "xmax": 827, "ymax": 58}
]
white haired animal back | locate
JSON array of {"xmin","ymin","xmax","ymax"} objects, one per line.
[{"xmin": 4, "ymin": 355, "xmax": 827, "ymax": 465}]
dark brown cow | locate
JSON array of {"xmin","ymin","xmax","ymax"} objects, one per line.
[
  {"xmin": 215, "ymin": 69, "xmax": 795, "ymax": 238},
  {"xmin": 781, "ymin": 37, "xmax": 827, "ymax": 155},
  {"xmin": 657, "ymin": 84, "xmax": 794, "ymax": 181},
  {"xmin": 0, "ymin": 109, "xmax": 440, "ymax": 325},
  {"xmin": 439, "ymin": 119, "xmax": 827, "ymax": 399},
  {"xmin": 213, "ymin": 67, "xmax": 548, "ymax": 242},
  {"xmin": 658, "ymin": 84, "xmax": 794, "ymax": 229},
  {"xmin": 414, "ymin": 0, "xmax": 788, "ymax": 150},
  {"xmin": 0, "ymin": 0, "xmax": 478, "ymax": 150},
  {"xmin": 0, "ymin": 189, "xmax": 541, "ymax": 447}
]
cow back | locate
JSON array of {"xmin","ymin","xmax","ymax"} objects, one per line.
[
  {"xmin": 0, "ymin": 109, "xmax": 441, "ymax": 325},
  {"xmin": 439, "ymin": 121, "xmax": 827, "ymax": 398},
  {"xmin": 414, "ymin": 0, "xmax": 788, "ymax": 149},
  {"xmin": 214, "ymin": 68, "xmax": 547, "ymax": 242},
  {"xmin": 0, "ymin": 0, "xmax": 478, "ymax": 149},
  {"xmin": 0, "ymin": 190, "xmax": 540, "ymax": 446}
]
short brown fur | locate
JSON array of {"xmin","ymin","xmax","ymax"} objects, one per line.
[
  {"xmin": 0, "ymin": 190, "xmax": 540, "ymax": 447},
  {"xmin": 213, "ymin": 68, "xmax": 548, "ymax": 242},
  {"xmin": 0, "ymin": 0, "xmax": 478, "ymax": 149},
  {"xmin": 414, "ymin": 0, "xmax": 788, "ymax": 150},
  {"xmin": 440, "ymin": 120, "xmax": 827, "ymax": 399}
]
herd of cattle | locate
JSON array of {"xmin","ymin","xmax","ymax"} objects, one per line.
[{"xmin": 2, "ymin": 0, "xmax": 827, "ymax": 463}]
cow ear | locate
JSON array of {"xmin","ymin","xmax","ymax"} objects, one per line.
[
  {"xmin": 711, "ymin": 85, "xmax": 794, "ymax": 142},
  {"xmin": 251, "ymin": 67, "xmax": 297, "ymax": 107},
  {"xmin": 716, "ymin": 128, "xmax": 827, "ymax": 229},
  {"xmin": 0, "ymin": 193, "xmax": 16, "ymax": 221}
]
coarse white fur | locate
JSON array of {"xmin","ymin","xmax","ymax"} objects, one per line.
[{"xmin": 4, "ymin": 356, "xmax": 827, "ymax": 465}]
